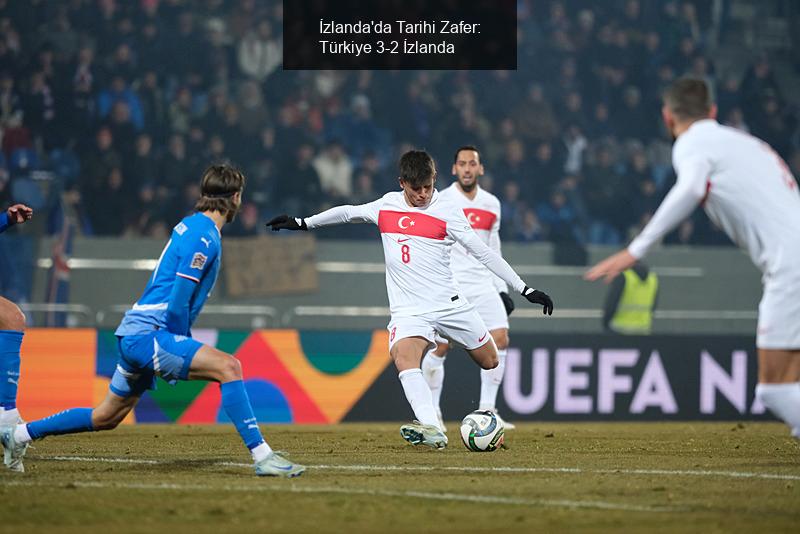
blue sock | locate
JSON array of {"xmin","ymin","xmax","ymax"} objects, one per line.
[
  {"xmin": 221, "ymin": 380, "xmax": 264, "ymax": 450},
  {"xmin": 27, "ymin": 408, "xmax": 94, "ymax": 439},
  {"xmin": 0, "ymin": 330, "xmax": 23, "ymax": 409}
]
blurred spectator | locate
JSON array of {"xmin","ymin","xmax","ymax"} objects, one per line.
[
  {"xmin": 126, "ymin": 133, "xmax": 158, "ymax": 190},
  {"xmin": 513, "ymin": 83, "xmax": 559, "ymax": 142},
  {"xmin": 749, "ymin": 93, "xmax": 794, "ymax": 159},
  {"xmin": 22, "ymin": 70, "xmax": 57, "ymax": 148},
  {"xmin": 97, "ymin": 75, "xmax": 144, "ymax": 131},
  {"xmin": 237, "ymin": 19, "xmax": 281, "ymax": 82},
  {"xmin": 313, "ymin": 141, "xmax": 353, "ymax": 200},
  {"xmin": 528, "ymin": 141, "xmax": 563, "ymax": 199},
  {"xmin": 537, "ymin": 187, "xmax": 581, "ymax": 243},
  {"xmin": 136, "ymin": 70, "xmax": 166, "ymax": 139},
  {"xmin": 499, "ymin": 181, "xmax": 524, "ymax": 241},
  {"xmin": 716, "ymin": 75, "xmax": 742, "ymax": 120},
  {"xmin": 237, "ymin": 80, "xmax": 269, "ymax": 137},
  {"xmin": 79, "ymin": 126, "xmax": 121, "ymax": 207},
  {"xmin": 562, "ymin": 124, "xmax": 588, "ymax": 175},
  {"xmin": 516, "ymin": 208, "xmax": 544, "ymax": 242},
  {"xmin": 617, "ymin": 86, "xmax": 654, "ymax": 141},
  {"xmin": 495, "ymin": 138, "xmax": 529, "ymax": 189},
  {"xmin": 0, "ymin": 71, "xmax": 22, "ymax": 128},
  {"xmin": 86, "ymin": 167, "xmax": 129, "ymax": 235},
  {"xmin": 740, "ymin": 56, "xmax": 782, "ymax": 123},
  {"xmin": 583, "ymin": 144, "xmax": 628, "ymax": 244},
  {"xmin": 168, "ymin": 86, "xmax": 195, "ymax": 135},
  {"xmin": 274, "ymin": 142, "xmax": 322, "ymax": 215},
  {"xmin": 160, "ymin": 133, "xmax": 192, "ymax": 191}
]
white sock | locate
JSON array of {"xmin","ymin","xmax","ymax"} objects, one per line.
[
  {"xmin": 0, "ymin": 408, "xmax": 19, "ymax": 426},
  {"xmin": 756, "ymin": 382, "xmax": 800, "ymax": 438},
  {"xmin": 421, "ymin": 352, "xmax": 446, "ymax": 412},
  {"xmin": 398, "ymin": 368, "xmax": 440, "ymax": 429},
  {"xmin": 479, "ymin": 349, "xmax": 507, "ymax": 412},
  {"xmin": 250, "ymin": 441, "xmax": 273, "ymax": 462},
  {"xmin": 14, "ymin": 423, "xmax": 32, "ymax": 444}
]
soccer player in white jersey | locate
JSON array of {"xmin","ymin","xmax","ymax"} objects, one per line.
[
  {"xmin": 267, "ymin": 150, "xmax": 554, "ymax": 448},
  {"xmin": 421, "ymin": 146, "xmax": 517, "ymax": 430},
  {"xmin": 586, "ymin": 78, "xmax": 800, "ymax": 439}
]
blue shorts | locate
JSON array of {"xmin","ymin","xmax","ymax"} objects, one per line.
[{"xmin": 110, "ymin": 331, "xmax": 203, "ymax": 398}]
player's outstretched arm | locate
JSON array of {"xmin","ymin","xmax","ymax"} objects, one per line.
[
  {"xmin": 266, "ymin": 200, "xmax": 382, "ymax": 232},
  {"xmin": 455, "ymin": 227, "xmax": 554, "ymax": 315},
  {"xmin": 0, "ymin": 204, "xmax": 33, "ymax": 233},
  {"xmin": 585, "ymin": 150, "xmax": 709, "ymax": 284}
]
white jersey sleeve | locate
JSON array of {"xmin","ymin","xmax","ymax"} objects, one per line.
[
  {"xmin": 446, "ymin": 211, "xmax": 526, "ymax": 294},
  {"xmin": 304, "ymin": 198, "xmax": 382, "ymax": 228},
  {"xmin": 489, "ymin": 212, "xmax": 508, "ymax": 293},
  {"xmin": 627, "ymin": 139, "xmax": 711, "ymax": 259},
  {"xmin": 630, "ymin": 119, "xmax": 800, "ymax": 275}
]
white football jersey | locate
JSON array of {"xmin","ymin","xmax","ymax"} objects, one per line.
[
  {"xmin": 440, "ymin": 182, "xmax": 507, "ymax": 293},
  {"xmin": 305, "ymin": 190, "xmax": 526, "ymax": 316},
  {"xmin": 629, "ymin": 119, "xmax": 800, "ymax": 277}
]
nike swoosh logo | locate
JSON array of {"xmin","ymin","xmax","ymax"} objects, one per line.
[
  {"xmin": 274, "ymin": 464, "xmax": 294, "ymax": 471},
  {"xmin": 478, "ymin": 333, "xmax": 487, "ymax": 343},
  {"xmin": 398, "ymin": 238, "xmax": 410, "ymax": 243}
]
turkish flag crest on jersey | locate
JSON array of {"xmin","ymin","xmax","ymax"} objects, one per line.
[
  {"xmin": 378, "ymin": 210, "xmax": 448, "ymax": 240},
  {"xmin": 463, "ymin": 208, "xmax": 496, "ymax": 231}
]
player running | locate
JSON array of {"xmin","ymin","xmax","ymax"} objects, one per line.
[
  {"xmin": 586, "ymin": 78, "xmax": 800, "ymax": 440},
  {"xmin": 1, "ymin": 165, "xmax": 305, "ymax": 476},
  {"xmin": 0, "ymin": 203, "xmax": 33, "ymax": 471},
  {"xmin": 421, "ymin": 146, "xmax": 516, "ymax": 431},
  {"xmin": 267, "ymin": 150, "xmax": 553, "ymax": 448}
]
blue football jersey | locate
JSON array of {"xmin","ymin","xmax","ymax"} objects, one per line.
[
  {"xmin": 115, "ymin": 213, "xmax": 221, "ymax": 336},
  {"xmin": 0, "ymin": 212, "xmax": 9, "ymax": 233}
]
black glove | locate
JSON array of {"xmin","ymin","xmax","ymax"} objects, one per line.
[
  {"xmin": 499, "ymin": 292, "xmax": 515, "ymax": 316},
  {"xmin": 266, "ymin": 214, "xmax": 307, "ymax": 231},
  {"xmin": 522, "ymin": 286, "xmax": 554, "ymax": 315}
]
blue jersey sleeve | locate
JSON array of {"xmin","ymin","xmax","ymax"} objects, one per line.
[
  {"xmin": 0, "ymin": 211, "xmax": 9, "ymax": 233},
  {"xmin": 176, "ymin": 233, "xmax": 218, "ymax": 283}
]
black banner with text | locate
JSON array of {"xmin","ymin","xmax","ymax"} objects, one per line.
[{"xmin": 345, "ymin": 334, "xmax": 771, "ymax": 421}]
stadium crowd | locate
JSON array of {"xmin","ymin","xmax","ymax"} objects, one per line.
[{"xmin": 0, "ymin": 0, "xmax": 798, "ymax": 245}]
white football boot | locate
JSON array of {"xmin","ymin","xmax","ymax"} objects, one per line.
[
  {"xmin": 400, "ymin": 421, "xmax": 448, "ymax": 449},
  {"xmin": 1, "ymin": 423, "xmax": 29, "ymax": 473},
  {"xmin": 494, "ymin": 411, "xmax": 516, "ymax": 430},
  {"xmin": 254, "ymin": 451, "xmax": 305, "ymax": 478}
]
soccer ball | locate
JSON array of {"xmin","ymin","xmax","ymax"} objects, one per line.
[{"xmin": 460, "ymin": 410, "xmax": 505, "ymax": 452}]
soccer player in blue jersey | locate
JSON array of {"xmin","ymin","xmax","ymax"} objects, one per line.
[
  {"xmin": 0, "ymin": 166, "xmax": 305, "ymax": 477},
  {"xmin": 0, "ymin": 203, "xmax": 33, "ymax": 471}
]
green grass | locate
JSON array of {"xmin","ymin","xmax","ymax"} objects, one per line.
[{"xmin": 1, "ymin": 422, "xmax": 798, "ymax": 533}]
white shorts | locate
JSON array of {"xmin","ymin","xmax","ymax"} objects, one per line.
[
  {"xmin": 388, "ymin": 304, "xmax": 491, "ymax": 352},
  {"xmin": 757, "ymin": 274, "xmax": 800, "ymax": 349},
  {"xmin": 462, "ymin": 286, "xmax": 510, "ymax": 332}
]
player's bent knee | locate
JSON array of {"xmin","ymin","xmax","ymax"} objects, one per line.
[
  {"xmin": 480, "ymin": 355, "xmax": 499, "ymax": 370},
  {"xmin": 219, "ymin": 356, "xmax": 243, "ymax": 382}
]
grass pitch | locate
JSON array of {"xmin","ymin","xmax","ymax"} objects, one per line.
[{"xmin": 1, "ymin": 422, "xmax": 798, "ymax": 533}]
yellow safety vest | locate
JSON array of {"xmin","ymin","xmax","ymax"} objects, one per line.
[{"xmin": 610, "ymin": 270, "xmax": 658, "ymax": 334}]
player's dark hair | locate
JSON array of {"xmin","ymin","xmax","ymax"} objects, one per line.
[
  {"xmin": 663, "ymin": 78, "xmax": 713, "ymax": 121},
  {"xmin": 195, "ymin": 164, "xmax": 245, "ymax": 221},
  {"xmin": 398, "ymin": 150, "xmax": 436, "ymax": 187},
  {"xmin": 453, "ymin": 145, "xmax": 480, "ymax": 164}
]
